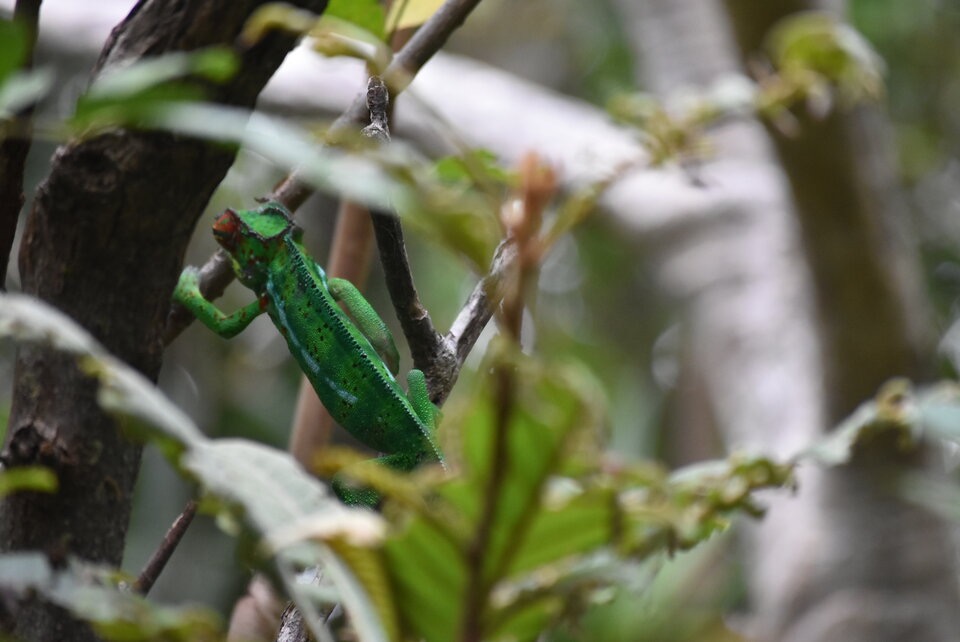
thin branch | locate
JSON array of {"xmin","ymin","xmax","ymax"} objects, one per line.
[
  {"xmin": 358, "ymin": 76, "xmax": 452, "ymax": 396},
  {"xmin": 0, "ymin": 0, "xmax": 42, "ymax": 288},
  {"xmin": 437, "ymin": 240, "xmax": 515, "ymax": 399},
  {"xmin": 164, "ymin": 0, "xmax": 486, "ymax": 344},
  {"xmin": 132, "ymin": 499, "xmax": 198, "ymax": 595}
]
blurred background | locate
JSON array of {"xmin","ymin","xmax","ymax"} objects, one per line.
[{"xmin": 2, "ymin": 0, "xmax": 960, "ymax": 640}]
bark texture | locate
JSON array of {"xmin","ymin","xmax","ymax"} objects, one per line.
[{"xmin": 0, "ymin": 1, "xmax": 328, "ymax": 640}]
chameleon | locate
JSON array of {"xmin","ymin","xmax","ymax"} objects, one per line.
[{"xmin": 173, "ymin": 201, "xmax": 443, "ymax": 507}]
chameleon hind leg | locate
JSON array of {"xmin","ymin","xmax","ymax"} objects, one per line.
[
  {"xmin": 332, "ymin": 452, "xmax": 424, "ymax": 508},
  {"xmin": 328, "ymin": 276, "xmax": 400, "ymax": 374},
  {"xmin": 406, "ymin": 369, "xmax": 445, "ymax": 468},
  {"xmin": 406, "ymin": 369, "xmax": 440, "ymax": 432}
]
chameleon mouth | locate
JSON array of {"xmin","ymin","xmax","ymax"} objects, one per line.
[{"xmin": 212, "ymin": 210, "xmax": 239, "ymax": 249}]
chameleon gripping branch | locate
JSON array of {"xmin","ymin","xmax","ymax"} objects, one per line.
[{"xmin": 162, "ymin": 0, "xmax": 487, "ymax": 346}]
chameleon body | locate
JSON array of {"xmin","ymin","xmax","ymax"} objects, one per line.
[{"xmin": 173, "ymin": 202, "xmax": 442, "ymax": 506}]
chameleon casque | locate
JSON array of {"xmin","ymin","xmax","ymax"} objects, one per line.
[{"xmin": 173, "ymin": 202, "xmax": 443, "ymax": 506}]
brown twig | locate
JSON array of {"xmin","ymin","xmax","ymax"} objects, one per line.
[
  {"xmin": 359, "ymin": 76, "xmax": 451, "ymax": 397},
  {"xmin": 0, "ymin": 0, "xmax": 42, "ymax": 289},
  {"xmin": 132, "ymin": 499, "xmax": 198, "ymax": 595}
]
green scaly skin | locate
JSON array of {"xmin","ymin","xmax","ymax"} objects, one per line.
[{"xmin": 173, "ymin": 202, "xmax": 443, "ymax": 507}]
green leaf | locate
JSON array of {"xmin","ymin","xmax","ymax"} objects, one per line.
[
  {"xmin": 0, "ymin": 68, "xmax": 54, "ymax": 117},
  {"xmin": 0, "ymin": 466, "xmax": 57, "ymax": 496},
  {"xmin": 83, "ymin": 49, "xmax": 237, "ymax": 102},
  {"xmin": 919, "ymin": 384, "xmax": 960, "ymax": 442},
  {"xmin": 243, "ymin": 4, "xmax": 389, "ymax": 64},
  {"xmin": 380, "ymin": 348, "xmax": 606, "ymax": 642},
  {"xmin": 0, "ymin": 294, "xmax": 393, "ymax": 641},
  {"xmin": 182, "ymin": 439, "xmax": 340, "ymax": 532},
  {"xmin": 505, "ymin": 488, "xmax": 612, "ymax": 575},
  {"xmin": 80, "ymin": 354, "xmax": 205, "ymax": 454},
  {"xmin": 385, "ymin": 0, "xmax": 446, "ymax": 32},
  {"xmin": 383, "ymin": 517, "xmax": 465, "ymax": 642},
  {"xmin": 798, "ymin": 378, "xmax": 921, "ymax": 465},
  {"xmin": 766, "ymin": 11, "xmax": 885, "ymax": 102},
  {"xmin": 432, "ymin": 150, "xmax": 514, "ymax": 188},
  {"xmin": 146, "ymin": 102, "xmax": 417, "ymax": 214},
  {"xmin": 0, "ymin": 19, "xmax": 28, "ymax": 86},
  {"xmin": 326, "ymin": 0, "xmax": 386, "ymax": 39},
  {"xmin": 0, "ymin": 293, "xmax": 107, "ymax": 357},
  {"xmin": 242, "ymin": 3, "xmax": 320, "ymax": 45},
  {"xmin": 0, "ymin": 554, "xmax": 224, "ymax": 642},
  {"xmin": 72, "ymin": 48, "xmax": 238, "ymax": 131}
]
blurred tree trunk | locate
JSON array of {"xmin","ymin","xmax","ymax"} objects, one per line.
[
  {"xmin": 722, "ymin": 2, "xmax": 960, "ymax": 641},
  {"xmin": 0, "ymin": 2, "xmax": 327, "ymax": 640},
  {"xmin": 618, "ymin": 0, "xmax": 960, "ymax": 640}
]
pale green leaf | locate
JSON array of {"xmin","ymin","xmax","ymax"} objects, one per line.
[
  {"xmin": 0, "ymin": 68, "xmax": 55, "ymax": 117},
  {"xmin": 326, "ymin": 0, "xmax": 386, "ymax": 39},
  {"xmin": 0, "ymin": 554, "xmax": 223, "ymax": 641},
  {"xmin": 0, "ymin": 294, "xmax": 392, "ymax": 640},
  {"xmin": 0, "ymin": 293, "xmax": 107, "ymax": 357},
  {"xmin": 386, "ymin": 0, "xmax": 445, "ymax": 32},
  {"xmin": 72, "ymin": 48, "xmax": 237, "ymax": 131},
  {"xmin": 81, "ymin": 49, "xmax": 237, "ymax": 105}
]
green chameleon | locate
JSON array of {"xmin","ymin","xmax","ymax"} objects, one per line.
[{"xmin": 173, "ymin": 202, "xmax": 443, "ymax": 507}]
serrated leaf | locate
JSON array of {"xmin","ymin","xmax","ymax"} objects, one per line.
[{"xmin": 386, "ymin": 0, "xmax": 445, "ymax": 32}]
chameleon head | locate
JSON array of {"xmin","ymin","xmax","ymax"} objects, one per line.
[{"xmin": 213, "ymin": 202, "xmax": 297, "ymax": 289}]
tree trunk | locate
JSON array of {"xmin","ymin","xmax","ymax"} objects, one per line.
[
  {"xmin": 0, "ymin": 2, "xmax": 328, "ymax": 640},
  {"xmin": 720, "ymin": 1, "xmax": 960, "ymax": 640}
]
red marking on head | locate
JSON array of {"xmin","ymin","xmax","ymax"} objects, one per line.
[{"xmin": 212, "ymin": 209, "xmax": 239, "ymax": 249}]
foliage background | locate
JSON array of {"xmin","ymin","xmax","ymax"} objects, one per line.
[{"xmin": 1, "ymin": 0, "xmax": 959, "ymax": 639}]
